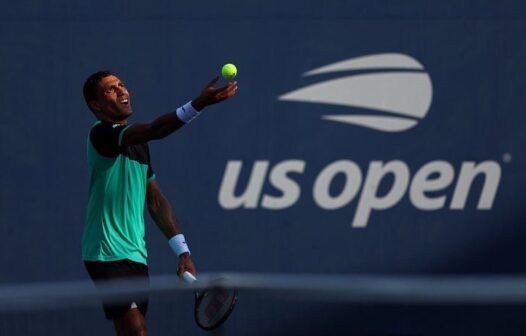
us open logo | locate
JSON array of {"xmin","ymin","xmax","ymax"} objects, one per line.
[
  {"xmin": 218, "ymin": 53, "xmax": 502, "ymax": 228},
  {"xmin": 278, "ymin": 53, "xmax": 433, "ymax": 132}
]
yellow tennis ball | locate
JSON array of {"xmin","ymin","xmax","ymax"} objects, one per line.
[{"xmin": 221, "ymin": 63, "xmax": 237, "ymax": 79}]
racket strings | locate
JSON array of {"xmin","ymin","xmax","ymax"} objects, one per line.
[{"xmin": 197, "ymin": 287, "xmax": 237, "ymax": 328}]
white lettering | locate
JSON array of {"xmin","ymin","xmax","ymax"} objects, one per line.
[
  {"xmin": 410, "ymin": 161, "xmax": 454, "ymax": 210},
  {"xmin": 313, "ymin": 160, "xmax": 362, "ymax": 210},
  {"xmin": 353, "ymin": 161, "xmax": 410, "ymax": 228},
  {"xmin": 450, "ymin": 161, "xmax": 501, "ymax": 209},
  {"xmin": 217, "ymin": 159, "xmax": 503, "ymax": 228},
  {"xmin": 218, "ymin": 160, "xmax": 269, "ymax": 209},
  {"xmin": 261, "ymin": 160, "xmax": 306, "ymax": 209}
]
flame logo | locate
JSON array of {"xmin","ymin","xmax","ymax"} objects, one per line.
[{"xmin": 278, "ymin": 53, "xmax": 433, "ymax": 132}]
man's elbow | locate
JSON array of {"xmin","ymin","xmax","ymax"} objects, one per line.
[
  {"xmin": 147, "ymin": 197, "xmax": 160, "ymax": 215},
  {"xmin": 150, "ymin": 123, "xmax": 170, "ymax": 140}
]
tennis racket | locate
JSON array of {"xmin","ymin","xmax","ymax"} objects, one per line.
[{"xmin": 182, "ymin": 271, "xmax": 238, "ymax": 330}]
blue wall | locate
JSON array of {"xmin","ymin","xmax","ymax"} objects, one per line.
[{"xmin": 0, "ymin": 1, "xmax": 525, "ymax": 334}]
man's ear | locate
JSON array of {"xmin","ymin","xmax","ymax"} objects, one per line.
[{"xmin": 88, "ymin": 100, "xmax": 101, "ymax": 112}]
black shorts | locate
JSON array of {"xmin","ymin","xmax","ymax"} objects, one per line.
[{"xmin": 84, "ymin": 259, "xmax": 149, "ymax": 320}]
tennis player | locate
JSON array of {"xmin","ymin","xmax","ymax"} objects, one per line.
[{"xmin": 82, "ymin": 70, "xmax": 237, "ymax": 336}]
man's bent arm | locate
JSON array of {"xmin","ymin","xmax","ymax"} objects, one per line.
[
  {"xmin": 146, "ymin": 180, "xmax": 180, "ymax": 238},
  {"xmin": 146, "ymin": 180, "xmax": 196, "ymax": 275},
  {"xmin": 122, "ymin": 77, "xmax": 237, "ymax": 146},
  {"xmin": 122, "ymin": 112, "xmax": 186, "ymax": 146}
]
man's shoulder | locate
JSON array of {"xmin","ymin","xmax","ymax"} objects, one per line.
[
  {"xmin": 90, "ymin": 120, "xmax": 127, "ymax": 132},
  {"xmin": 90, "ymin": 121, "xmax": 130, "ymax": 142},
  {"xmin": 89, "ymin": 121, "xmax": 130, "ymax": 157}
]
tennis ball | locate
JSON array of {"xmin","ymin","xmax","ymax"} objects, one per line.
[{"xmin": 221, "ymin": 63, "xmax": 237, "ymax": 79}]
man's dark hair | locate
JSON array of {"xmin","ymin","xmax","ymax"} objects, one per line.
[{"xmin": 83, "ymin": 70, "xmax": 115, "ymax": 111}]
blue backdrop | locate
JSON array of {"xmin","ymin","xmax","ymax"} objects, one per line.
[{"xmin": 0, "ymin": 1, "xmax": 525, "ymax": 335}]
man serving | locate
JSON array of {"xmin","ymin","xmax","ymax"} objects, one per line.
[{"xmin": 82, "ymin": 70, "xmax": 237, "ymax": 336}]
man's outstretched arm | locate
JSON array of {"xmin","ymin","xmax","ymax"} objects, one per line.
[
  {"xmin": 146, "ymin": 180, "xmax": 196, "ymax": 276},
  {"xmin": 122, "ymin": 77, "xmax": 237, "ymax": 146}
]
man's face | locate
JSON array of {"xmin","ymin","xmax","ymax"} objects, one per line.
[{"xmin": 91, "ymin": 75, "xmax": 132, "ymax": 122}]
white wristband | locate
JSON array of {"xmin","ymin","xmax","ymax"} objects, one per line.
[
  {"xmin": 168, "ymin": 234, "xmax": 191, "ymax": 256},
  {"xmin": 175, "ymin": 101, "xmax": 200, "ymax": 123}
]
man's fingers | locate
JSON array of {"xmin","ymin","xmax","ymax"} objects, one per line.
[
  {"xmin": 178, "ymin": 257, "xmax": 197, "ymax": 278},
  {"xmin": 199, "ymin": 79, "xmax": 238, "ymax": 105},
  {"xmin": 215, "ymin": 82, "xmax": 238, "ymax": 96},
  {"xmin": 178, "ymin": 267, "xmax": 190, "ymax": 277},
  {"xmin": 211, "ymin": 81, "xmax": 237, "ymax": 93},
  {"xmin": 218, "ymin": 83, "xmax": 238, "ymax": 99}
]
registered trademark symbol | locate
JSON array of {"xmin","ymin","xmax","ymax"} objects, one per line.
[{"xmin": 502, "ymin": 153, "xmax": 512, "ymax": 163}]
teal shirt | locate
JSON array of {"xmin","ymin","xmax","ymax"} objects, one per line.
[{"xmin": 82, "ymin": 121, "xmax": 155, "ymax": 265}]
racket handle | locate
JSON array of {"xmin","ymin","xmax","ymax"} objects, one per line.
[{"xmin": 182, "ymin": 271, "xmax": 197, "ymax": 284}]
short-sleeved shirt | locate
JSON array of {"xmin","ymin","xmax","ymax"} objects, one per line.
[{"xmin": 82, "ymin": 121, "xmax": 156, "ymax": 265}]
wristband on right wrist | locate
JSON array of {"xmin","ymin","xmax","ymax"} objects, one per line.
[{"xmin": 168, "ymin": 234, "xmax": 191, "ymax": 256}]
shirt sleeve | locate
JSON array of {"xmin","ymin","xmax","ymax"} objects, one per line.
[{"xmin": 89, "ymin": 122, "xmax": 131, "ymax": 157}]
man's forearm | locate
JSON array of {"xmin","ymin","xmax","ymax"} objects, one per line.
[
  {"xmin": 148, "ymin": 192, "xmax": 181, "ymax": 239},
  {"xmin": 122, "ymin": 76, "xmax": 237, "ymax": 146},
  {"xmin": 149, "ymin": 112, "xmax": 186, "ymax": 140},
  {"xmin": 121, "ymin": 111, "xmax": 184, "ymax": 146},
  {"xmin": 122, "ymin": 100, "xmax": 203, "ymax": 145}
]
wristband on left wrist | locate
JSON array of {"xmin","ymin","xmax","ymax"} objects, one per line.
[
  {"xmin": 168, "ymin": 234, "xmax": 191, "ymax": 256},
  {"xmin": 175, "ymin": 101, "xmax": 200, "ymax": 123}
]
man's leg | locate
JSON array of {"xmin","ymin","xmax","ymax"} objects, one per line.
[
  {"xmin": 113, "ymin": 307, "xmax": 147, "ymax": 336},
  {"xmin": 85, "ymin": 260, "xmax": 150, "ymax": 335}
]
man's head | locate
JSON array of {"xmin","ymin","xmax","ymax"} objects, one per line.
[{"xmin": 83, "ymin": 70, "xmax": 132, "ymax": 122}]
